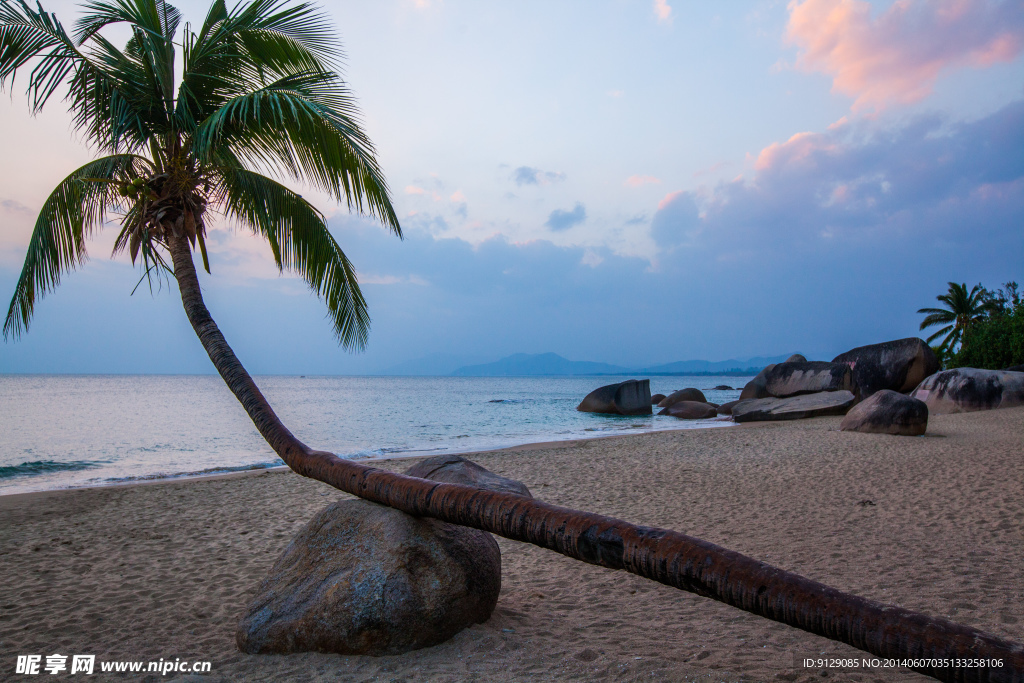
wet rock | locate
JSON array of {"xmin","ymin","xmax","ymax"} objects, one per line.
[
  {"xmin": 651, "ymin": 393, "xmax": 667, "ymax": 405},
  {"xmin": 658, "ymin": 401, "xmax": 717, "ymax": 419},
  {"xmin": 832, "ymin": 337, "xmax": 939, "ymax": 398},
  {"xmin": 910, "ymin": 368, "xmax": 1024, "ymax": 414},
  {"xmin": 739, "ymin": 365, "xmax": 775, "ymax": 400},
  {"xmin": 717, "ymin": 400, "xmax": 739, "ymax": 416},
  {"xmin": 763, "ymin": 362, "xmax": 856, "ymax": 398},
  {"xmin": 577, "ymin": 379, "xmax": 652, "ymax": 415},
  {"xmin": 732, "ymin": 391, "xmax": 856, "ymax": 422},
  {"xmin": 236, "ymin": 499, "xmax": 501, "ymax": 656},
  {"xmin": 404, "ymin": 454, "xmax": 532, "ymax": 498},
  {"xmin": 840, "ymin": 390, "xmax": 928, "ymax": 436},
  {"xmin": 657, "ymin": 387, "xmax": 707, "ymax": 407}
]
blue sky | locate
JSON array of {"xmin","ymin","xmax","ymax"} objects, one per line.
[{"xmin": 2, "ymin": 0, "xmax": 1023, "ymax": 373}]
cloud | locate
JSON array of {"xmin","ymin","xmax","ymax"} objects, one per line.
[
  {"xmin": 625, "ymin": 175, "xmax": 661, "ymax": 187},
  {"xmin": 786, "ymin": 0, "xmax": 1024, "ymax": 111},
  {"xmin": 607, "ymin": 90, "xmax": 625, "ymax": 98},
  {"xmin": 1, "ymin": 198, "xmax": 32, "ymax": 214},
  {"xmin": 653, "ymin": 0, "xmax": 672, "ymax": 24},
  {"xmin": 545, "ymin": 203, "xmax": 587, "ymax": 231},
  {"xmin": 404, "ymin": 185, "xmax": 426, "ymax": 195},
  {"xmin": 512, "ymin": 166, "xmax": 567, "ymax": 186}
]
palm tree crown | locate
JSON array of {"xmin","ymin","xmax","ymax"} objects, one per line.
[
  {"xmin": 1, "ymin": 0, "xmax": 400, "ymax": 347},
  {"xmin": 917, "ymin": 281, "xmax": 991, "ymax": 353}
]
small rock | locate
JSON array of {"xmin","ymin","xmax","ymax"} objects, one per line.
[
  {"xmin": 717, "ymin": 400, "xmax": 739, "ymax": 416},
  {"xmin": 785, "ymin": 353, "xmax": 808, "ymax": 363},
  {"xmin": 657, "ymin": 387, "xmax": 707, "ymax": 407},
  {"xmin": 658, "ymin": 401, "xmax": 718, "ymax": 419},
  {"xmin": 711, "ymin": 385, "xmax": 733, "ymax": 391},
  {"xmin": 840, "ymin": 390, "xmax": 928, "ymax": 436},
  {"xmin": 650, "ymin": 393, "xmax": 667, "ymax": 405}
]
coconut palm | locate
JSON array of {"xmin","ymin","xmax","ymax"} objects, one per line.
[
  {"xmin": 3, "ymin": 2, "xmax": 1022, "ymax": 677},
  {"xmin": 917, "ymin": 282, "xmax": 992, "ymax": 353}
]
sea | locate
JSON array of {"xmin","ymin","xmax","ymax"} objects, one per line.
[{"xmin": 0, "ymin": 374, "xmax": 751, "ymax": 496}]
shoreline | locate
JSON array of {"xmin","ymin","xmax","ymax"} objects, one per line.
[
  {"xmin": 3, "ymin": 408, "xmax": 1021, "ymax": 681},
  {"xmin": 0, "ymin": 417, "xmax": 738, "ymax": 502}
]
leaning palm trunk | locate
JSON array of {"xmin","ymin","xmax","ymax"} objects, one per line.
[{"xmin": 169, "ymin": 235, "xmax": 1023, "ymax": 683}]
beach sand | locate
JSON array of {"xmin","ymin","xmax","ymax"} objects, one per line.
[{"xmin": 2, "ymin": 407, "xmax": 1022, "ymax": 682}]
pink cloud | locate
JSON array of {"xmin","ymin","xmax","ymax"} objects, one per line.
[
  {"xmin": 754, "ymin": 131, "xmax": 836, "ymax": 171},
  {"xmin": 786, "ymin": 0, "xmax": 1024, "ymax": 111},
  {"xmin": 625, "ymin": 175, "xmax": 661, "ymax": 187},
  {"xmin": 653, "ymin": 0, "xmax": 672, "ymax": 24},
  {"xmin": 404, "ymin": 185, "xmax": 426, "ymax": 195}
]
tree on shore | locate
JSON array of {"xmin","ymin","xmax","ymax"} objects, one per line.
[
  {"xmin": 3, "ymin": 1, "xmax": 1022, "ymax": 677},
  {"xmin": 917, "ymin": 282, "xmax": 992, "ymax": 355}
]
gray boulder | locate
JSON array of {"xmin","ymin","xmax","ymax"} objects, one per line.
[
  {"xmin": 740, "ymin": 365, "xmax": 775, "ymax": 400},
  {"xmin": 236, "ymin": 499, "xmax": 501, "ymax": 656},
  {"xmin": 832, "ymin": 337, "xmax": 939, "ymax": 398},
  {"xmin": 577, "ymin": 379, "xmax": 652, "ymax": 415},
  {"xmin": 785, "ymin": 354, "xmax": 808, "ymax": 363},
  {"xmin": 840, "ymin": 390, "xmax": 928, "ymax": 436},
  {"xmin": 404, "ymin": 454, "xmax": 532, "ymax": 498},
  {"xmin": 732, "ymin": 391, "xmax": 856, "ymax": 422},
  {"xmin": 763, "ymin": 361, "xmax": 856, "ymax": 398},
  {"xmin": 657, "ymin": 387, "xmax": 707, "ymax": 407},
  {"xmin": 910, "ymin": 368, "xmax": 1024, "ymax": 414},
  {"xmin": 717, "ymin": 400, "xmax": 740, "ymax": 416},
  {"xmin": 658, "ymin": 401, "xmax": 717, "ymax": 419},
  {"xmin": 651, "ymin": 393, "xmax": 667, "ymax": 405}
]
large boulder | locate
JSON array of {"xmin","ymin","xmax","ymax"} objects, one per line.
[
  {"xmin": 832, "ymin": 337, "xmax": 939, "ymax": 398},
  {"xmin": 910, "ymin": 368, "xmax": 1024, "ymax": 414},
  {"xmin": 732, "ymin": 391, "xmax": 856, "ymax": 422},
  {"xmin": 236, "ymin": 499, "xmax": 501, "ymax": 656},
  {"xmin": 739, "ymin": 365, "xmax": 775, "ymax": 400},
  {"xmin": 657, "ymin": 387, "xmax": 707, "ymax": 407},
  {"xmin": 577, "ymin": 379, "xmax": 652, "ymax": 415},
  {"xmin": 404, "ymin": 454, "xmax": 532, "ymax": 498},
  {"xmin": 763, "ymin": 361, "xmax": 856, "ymax": 398},
  {"xmin": 658, "ymin": 401, "xmax": 717, "ymax": 419},
  {"xmin": 840, "ymin": 390, "xmax": 928, "ymax": 436}
]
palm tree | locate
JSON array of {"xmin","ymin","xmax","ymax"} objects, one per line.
[
  {"xmin": 2, "ymin": 2, "xmax": 1021, "ymax": 678},
  {"xmin": 918, "ymin": 282, "xmax": 991, "ymax": 353}
]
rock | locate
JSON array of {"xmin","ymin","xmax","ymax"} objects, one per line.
[
  {"xmin": 732, "ymin": 391, "xmax": 856, "ymax": 422},
  {"xmin": 657, "ymin": 387, "xmax": 708, "ymax": 407},
  {"xmin": 658, "ymin": 401, "xmax": 717, "ymax": 419},
  {"xmin": 739, "ymin": 365, "xmax": 775, "ymax": 400},
  {"xmin": 705, "ymin": 401, "xmax": 720, "ymax": 409},
  {"xmin": 404, "ymin": 454, "xmax": 532, "ymax": 498},
  {"xmin": 711, "ymin": 385, "xmax": 733, "ymax": 391},
  {"xmin": 236, "ymin": 499, "xmax": 501, "ymax": 656},
  {"xmin": 577, "ymin": 379, "xmax": 652, "ymax": 416},
  {"xmin": 651, "ymin": 393, "xmax": 667, "ymax": 405},
  {"xmin": 910, "ymin": 368, "xmax": 1024, "ymax": 414},
  {"xmin": 832, "ymin": 337, "xmax": 939, "ymax": 398},
  {"xmin": 840, "ymin": 390, "xmax": 928, "ymax": 436},
  {"xmin": 763, "ymin": 361, "xmax": 856, "ymax": 398},
  {"xmin": 785, "ymin": 354, "xmax": 808, "ymax": 363},
  {"xmin": 1006, "ymin": 364, "xmax": 1024, "ymax": 373},
  {"xmin": 717, "ymin": 400, "xmax": 739, "ymax": 416}
]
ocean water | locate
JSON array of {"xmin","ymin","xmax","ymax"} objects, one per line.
[{"xmin": 0, "ymin": 374, "xmax": 751, "ymax": 495}]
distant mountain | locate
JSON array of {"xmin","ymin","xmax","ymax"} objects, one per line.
[
  {"xmin": 638, "ymin": 354, "xmax": 794, "ymax": 375},
  {"xmin": 451, "ymin": 353, "xmax": 632, "ymax": 377},
  {"xmin": 377, "ymin": 353, "xmax": 487, "ymax": 376}
]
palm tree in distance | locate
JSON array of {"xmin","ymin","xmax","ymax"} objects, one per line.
[
  {"xmin": 917, "ymin": 282, "xmax": 992, "ymax": 353},
  {"xmin": 2, "ymin": 1, "xmax": 1021, "ymax": 677}
]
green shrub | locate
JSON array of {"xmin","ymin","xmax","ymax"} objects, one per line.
[{"xmin": 951, "ymin": 304, "xmax": 1024, "ymax": 369}]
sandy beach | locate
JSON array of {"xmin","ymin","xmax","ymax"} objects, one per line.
[{"xmin": 2, "ymin": 408, "xmax": 1022, "ymax": 682}]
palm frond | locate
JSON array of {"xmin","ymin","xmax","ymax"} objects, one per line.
[
  {"xmin": 3, "ymin": 154, "xmax": 153, "ymax": 339},
  {"xmin": 193, "ymin": 70, "xmax": 400, "ymax": 235},
  {"xmin": 0, "ymin": 0, "xmax": 81, "ymax": 110},
  {"xmin": 215, "ymin": 166, "xmax": 369, "ymax": 349}
]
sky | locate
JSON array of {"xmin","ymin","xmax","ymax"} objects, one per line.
[{"xmin": 1, "ymin": 0, "xmax": 1023, "ymax": 374}]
